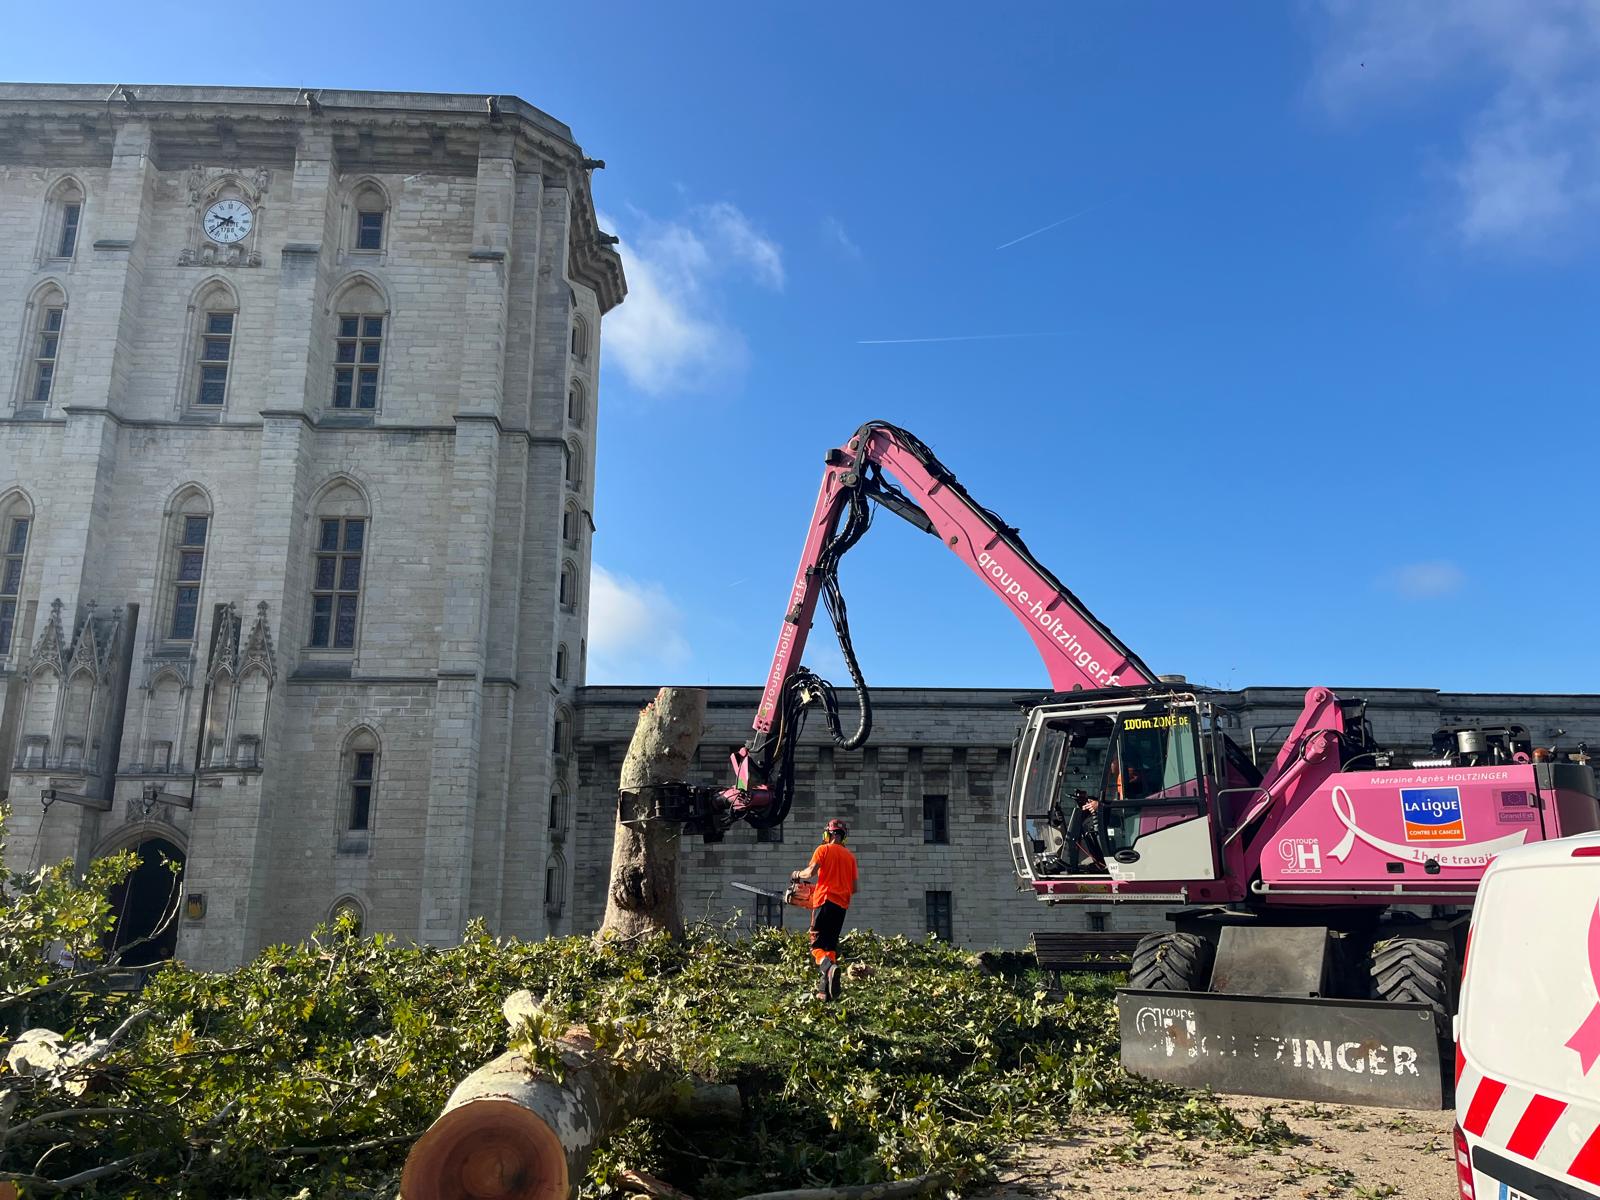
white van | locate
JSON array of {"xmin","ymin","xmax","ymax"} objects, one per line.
[{"xmin": 1456, "ymin": 832, "xmax": 1600, "ymax": 1199}]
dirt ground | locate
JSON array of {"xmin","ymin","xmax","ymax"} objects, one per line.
[{"xmin": 980, "ymin": 1096, "xmax": 1456, "ymax": 1199}]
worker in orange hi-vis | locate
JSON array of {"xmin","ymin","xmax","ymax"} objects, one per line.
[{"xmin": 790, "ymin": 818, "xmax": 858, "ymax": 1001}]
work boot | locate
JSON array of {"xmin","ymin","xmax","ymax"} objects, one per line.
[{"xmin": 818, "ymin": 958, "xmax": 837, "ymax": 1001}]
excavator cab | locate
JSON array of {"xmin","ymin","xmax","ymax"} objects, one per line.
[{"xmin": 1010, "ymin": 691, "xmax": 1220, "ymax": 888}]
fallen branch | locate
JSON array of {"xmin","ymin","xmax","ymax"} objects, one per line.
[
  {"xmin": 619, "ymin": 1166, "xmax": 698, "ymax": 1200},
  {"xmin": 0, "ymin": 1148, "xmax": 158, "ymax": 1193}
]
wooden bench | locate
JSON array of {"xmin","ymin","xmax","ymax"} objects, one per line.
[{"xmin": 1032, "ymin": 930, "xmax": 1148, "ymax": 981}]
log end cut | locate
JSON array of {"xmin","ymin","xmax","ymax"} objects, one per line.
[{"xmin": 400, "ymin": 1098, "xmax": 568, "ymax": 1200}]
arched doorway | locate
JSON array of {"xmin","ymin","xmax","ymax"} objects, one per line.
[{"xmin": 102, "ymin": 837, "xmax": 185, "ymax": 966}]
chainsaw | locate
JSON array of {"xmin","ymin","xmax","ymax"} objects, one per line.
[{"xmin": 731, "ymin": 880, "xmax": 815, "ymax": 908}]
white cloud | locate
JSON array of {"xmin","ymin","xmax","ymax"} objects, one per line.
[
  {"xmin": 822, "ymin": 215, "xmax": 862, "ymax": 259},
  {"xmin": 1310, "ymin": 0, "xmax": 1600, "ymax": 248},
  {"xmin": 1383, "ymin": 560, "xmax": 1467, "ymax": 599},
  {"xmin": 586, "ymin": 565, "xmax": 692, "ymax": 683},
  {"xmin": 700, "ymin": 202, "xmax": 786, "ymax": 288},
  {"xmin": 600, "ymin": 202, "xmax": 782, "ymax": 395}
]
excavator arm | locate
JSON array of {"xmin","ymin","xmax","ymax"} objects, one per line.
[{"xmin": 717, "ymin": 421, "xmax": 1157, "ymax": 833}]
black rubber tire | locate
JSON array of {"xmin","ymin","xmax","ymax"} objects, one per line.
[
  {"xmin": 1128, "ymin": 931, "xmax": 1214, "ymax": 992},
  {"xmin": 1369, "ymin": 935, "xmax": 1457, "ymax": 1015}
]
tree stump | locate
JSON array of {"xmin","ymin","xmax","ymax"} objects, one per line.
[{"xmin": 597, "ymin": 687, "xmax": 706, "ymax": 943}]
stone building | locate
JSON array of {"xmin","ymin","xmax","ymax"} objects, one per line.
[
  {"xmin": 573, "ymin": 684, "xmax": 1600, "ymax": 948},
  {"xmin": 0, "ymin": 84, "xmax": 623, "ymax": 969}
]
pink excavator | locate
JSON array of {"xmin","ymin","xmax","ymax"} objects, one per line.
[{"xmin": 659, "ymin": 421, "xmax": 1598, "ymax": 1106}]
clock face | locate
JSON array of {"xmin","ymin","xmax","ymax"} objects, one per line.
[{"xmin": 203, "ymin": 199, "xmax": 254, "ymax": 244}]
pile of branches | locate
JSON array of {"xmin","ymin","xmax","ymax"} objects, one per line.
[{"xmin": 0, "ymin": 811, "xmax": 1274, "ymax": 1198}]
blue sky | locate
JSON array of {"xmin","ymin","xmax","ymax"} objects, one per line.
[{"xmin": 8, "ymin": 3, "xmax": 1598, "ymax": 694}]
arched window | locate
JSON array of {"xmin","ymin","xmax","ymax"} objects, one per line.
[
  {"xmin": 555, "ymin": 643, "xmax": 568, "ymax": 683},
  {"xmin": 18, "ymin": 283, "xmax": 67, "ymax": 414},
  {"xmin": 553, "ymin": 706, "xmax": 573, "ymax": 757},
  {"xmin": 329, "ymin": 895, "xmax": 366, "ymax": 936},
  {"xmin": 160, "ymin": 487, "xmax": 212, "ymax": 643},
  {"xmin": 329, "ymin": 278, "xmax": 387, "ymax": 411},
  {"xmin": 309, "ymin": 480, "xmax": 369, "ymax": 651},
  {"xmin": 559, "ymin": 562, "xmax": 576, "ymax": 611},
  {"xmin": 341, "ymin": 727, "xmax": 380, "ymax": 838},
  {"xmin": 544, "ymin": 852, "xmax": 567, "ymax": 915},
  {"xmin": 44, "ymin": 177, "xmax": 84, "ymax": 261},
  {"xmin": 567, "ymin": 379, "xmax": 585, "ymax": 427},
  {"xmin": 570, "ymin": 315, "xmax": 588, "ymax": 363},
  {"xmin": 565, "ymin": 439, "xmax": 583, "ymax": 488},
  {"xmin": 549, "ymin": 784, "xmax": 568, "ymax": 834},
  {"xmin": 188, "ymin": 280, "xmax": 238, "ymax": 411},
  {"xmin": 0, "ymin": 493, "xmax": 32, "ymax": 658},
  {"xmin": 349, "ymin": 180, "xmax": 389, "ymax": 253},
  {"xmin": 561, "ymin": 502, "xmax": 579, "ymax": 548}
]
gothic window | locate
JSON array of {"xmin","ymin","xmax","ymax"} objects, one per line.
[
  {"xmin": 0, "ymin": 497, "xmax": 31, "ymax": 657},
  {"xmin": 570, "ymin": 315, "xmax": 588, "ymax": 362},
  {"xmin": 343, "ymin": 728, "xmax": 379, "ymax": 835},
  {"xmin": 544, "ymin": 853, "xmax": 566, "ymax": 914},
  {"xmin": 555, "ymin": 643, "xmax": 568, "ymax": 682},
  {"xmin": 310, "ymin": 516, "xmax": 365, "ymax": 649},
  {"xmin": 165, "ymin": 505, "xmax": 210, "ymax": 643},
  {"xmin": 349, "ymin": 181, "xmax": 388, "ymax": 253},
  {"xmin": 28, "ymin": 300, "xmax": 65, "ymax": 411},
  {"xmin": 44, "ymin": 178, "xmax": 85, "ymax": 261},
  {"xmin": 561, "ymin": 503, "xmax": 579, "ymax": 548},
  {"xmin": 330, "ymin": 896, "xmax": 365, "ymax": 936},
  {"xmin": 16, "ymin": 284, "xmax": 68, "ymax": 415},
  {"xmin": 565, "ymin": 439, "xmax": 582, "ymax": 488},
  {"xmin": 330, "ymin": 280, "xmax": 387, "ymax": 411},
  {"xmin": 549, "ymin": 784, "xmax": 568, "ymax": 834},
  {"xmin": 553, "ymin": 706, "xmax": 573, "ymax": 758},
  {"xmin": 567, "ymin": 379, "xmax": 585, "ymax": 427},
  {"xmin": 559, "ymin": 562, "xmax": 576, "ymax": 611},
  {"xmin": 189, "ymin": 282, "xmax": 238, "ymax": 410},
  {"xmin": 925, "ymin": 890, "xmax": 953, "ymax": 942}
]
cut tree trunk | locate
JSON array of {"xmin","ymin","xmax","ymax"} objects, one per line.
[
  {"xmin": 400, "ymin": 1024, "xmax": 739, "ymax": 1200},
  {"xmin": 597, "ymin": 687, "xmax": 707, "ymax": 943}
]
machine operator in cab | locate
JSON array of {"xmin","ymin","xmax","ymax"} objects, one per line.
[{"xmin": 791, "ymin": 818, "xmax": 858, "ymax": 1001}]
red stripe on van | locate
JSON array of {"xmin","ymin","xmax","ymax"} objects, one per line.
[
  {"xmin": 1464, "ymin": 1076, "xmax": 1506, "ymax": 1138},
  {"xmin": 1455, "ymin": 1042, "xmax": 1465, "ymax": 1086},
  {"xmin": 1570, "ymin": 1123, "xmax": 1600, "ymax": 1184},
  {"xmin": 1506, "ymin": 1094, "xmax": 1566, "ymax": 1159}
]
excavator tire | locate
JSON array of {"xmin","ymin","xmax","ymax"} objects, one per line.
[
  {"xmin": 1128, "ymin": 931, "xmax": 1214, "ymax": 992},
  {"xmin": 1369, "ymin": 936, "xmax": 1456, "ymax": 1015}
]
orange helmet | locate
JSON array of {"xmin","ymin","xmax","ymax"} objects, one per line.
[{"xmin": 825, "ymin": 819, "xmax": 849, "ymax": 835}]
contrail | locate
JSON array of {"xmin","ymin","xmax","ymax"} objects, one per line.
[
  {"xmin": 995, "ymin": 207, "xmax": 1094, "ymax": 250},
  {"xmin": 856, "ymin": 332, "xmax": 1068, "ymax": 345}
]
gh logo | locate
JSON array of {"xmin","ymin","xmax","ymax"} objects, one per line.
[{"xmin": 1278, "ymin": 837, "xmax": 1322, "ymax": 874}]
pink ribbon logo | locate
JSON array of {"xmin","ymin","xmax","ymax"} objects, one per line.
[{"xmin": 1566, "ymin": 902, "xmax": 1600, "ymax": 1074}]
